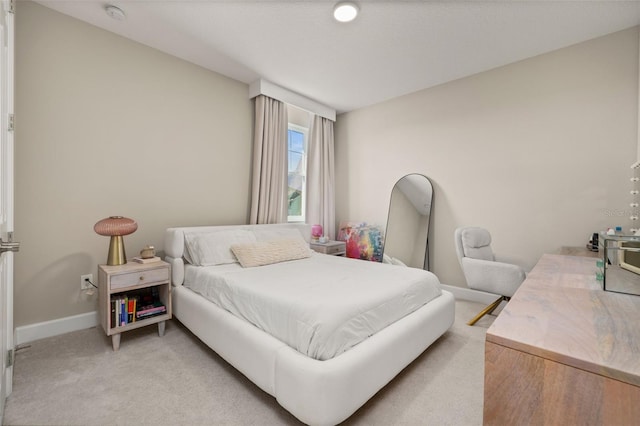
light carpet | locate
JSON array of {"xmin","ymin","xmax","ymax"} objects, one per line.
[{"xmin": 3, "ymin": 300, "xmax": 496, "ymax": 426}]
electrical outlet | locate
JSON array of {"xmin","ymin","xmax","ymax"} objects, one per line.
[{"xmin": 81, "ymin": 274, "xmax": 93, "ymax": 290}]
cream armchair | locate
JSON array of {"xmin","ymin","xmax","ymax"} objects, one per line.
[{"xmin": 454, "ymin": 227, "xmax": 527, "ymax": 326}]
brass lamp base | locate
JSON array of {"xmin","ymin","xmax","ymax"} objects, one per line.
[{"xmin": 107, "ymin": 235, "xmax": 127, "ymax": 266}]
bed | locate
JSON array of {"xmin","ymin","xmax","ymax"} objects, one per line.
[{"xmin": 164, "ymin": 223, "xmax": 455, "ymax": 425}]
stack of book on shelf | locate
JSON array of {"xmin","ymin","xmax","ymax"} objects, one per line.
[
  {"xmin": 110, "ymin": 287, "xmax": 166, "ymax": 328},
  {"xmin": 136, "ymin": 302, "xmax": 167, "ymax": 320}
]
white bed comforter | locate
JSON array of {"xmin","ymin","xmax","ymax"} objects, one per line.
[{"xmin": 183, "ymin": 253, "xmax": 442, "ymax": 360}]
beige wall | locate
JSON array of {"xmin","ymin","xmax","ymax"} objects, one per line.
[
  {"xmin": 15, "ymin": 2, "xmax": 253, "ymax": 327},
  {"xmin": 335, "ymin": 27, "xmax": 639, "ymax": 288}
]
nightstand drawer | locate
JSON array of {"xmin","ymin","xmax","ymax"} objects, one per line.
[
  {"xmin": 310, "ymin": 241, "xmax": 346, "ymax": 256},
  {"xmin": 110, "ymin": 267, "xmax": 169, "ymax": 290},
  {"xmin": 324, "ymin": 244, "xmax": 345, "ymax": 255}
]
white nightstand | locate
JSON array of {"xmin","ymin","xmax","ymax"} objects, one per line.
[
  {"xmin": 98, "ymin": 260, "xmax": 172, "ymax": 351},
  {"xmin": 310, "ymin": 240, "xmax": 346, "ymax": 256}
]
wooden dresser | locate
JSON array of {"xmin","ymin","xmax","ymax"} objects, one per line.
[{"xmin": 484, "ymin": 254, "xmax": 640, "ymax": 425}]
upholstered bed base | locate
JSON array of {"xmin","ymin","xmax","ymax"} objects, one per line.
[{"xmin": 165, "ymin": 224, "xmax": 455, "ymax": 425}]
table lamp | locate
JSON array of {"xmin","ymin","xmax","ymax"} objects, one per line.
[
  {"xmin": 94, "ymin": 216, "xmax": 138, "ymax": 265},
  {"xmin": 311, "ymin": 224, "xmax": 323, "ymax": 242}
]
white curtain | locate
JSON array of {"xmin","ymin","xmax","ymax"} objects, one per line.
[
  {"xmin": 306, "ymin": 115, "xmax": 336, "ymax": 239},
  {"xmin": 250, "ymin": 95, "xmax": 288, "ymax": 224}
]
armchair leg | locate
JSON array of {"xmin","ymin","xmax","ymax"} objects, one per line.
[
  {"xmin": 487, "ymin": 296, "xmax": 508, "ymax": 316},
  {"xmin": 467, "ymin": 296, "xmax": 504, "ymax": 326}
]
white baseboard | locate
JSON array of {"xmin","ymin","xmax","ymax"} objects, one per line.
[
  {"xmin": 15, "ymin": 311, "xmax": 98, "ymax": 346},
  {"xmin": 440, "ymin": 284, "xmax": 500, "ymax": 304}
]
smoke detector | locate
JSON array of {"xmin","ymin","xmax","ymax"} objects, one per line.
[{"xmin": 105, "ymin": 5, "xmax": 126, "ymax": 21}]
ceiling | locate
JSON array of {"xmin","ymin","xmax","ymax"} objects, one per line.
[{"xmin": 35, "ymin": 1, "xmax": 640, "ymax": 114}]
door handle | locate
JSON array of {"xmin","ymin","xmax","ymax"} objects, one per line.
[{"xmin": 0, "ymin": 237, "xmax": 19, "ymax": 254}]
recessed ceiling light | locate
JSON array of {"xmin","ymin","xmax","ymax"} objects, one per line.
[
  {"xmin": 333, "ymin": 2, "xmax": 358, "ymax": 23},
  {"xmin": 105, "ymin": 5, "xmax": 126, "ymax": 21}
]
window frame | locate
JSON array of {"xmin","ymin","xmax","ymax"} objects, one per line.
[{"xmin": 287, "ymin": 123, "xmax": 308, "ymax": 223}]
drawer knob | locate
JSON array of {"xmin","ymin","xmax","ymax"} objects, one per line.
[{"xmin": 139, "ymin": 276, "xmax": 144, "ymax": 281}]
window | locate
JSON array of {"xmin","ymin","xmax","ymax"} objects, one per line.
[{"xmin": 287, "ymin": 124, "xmax": 308, "ymax": 222}]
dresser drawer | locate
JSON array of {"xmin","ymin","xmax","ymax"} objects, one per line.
[{"xmin": 110, "ymin": 267, "xmax": 169, "ymax": 290}]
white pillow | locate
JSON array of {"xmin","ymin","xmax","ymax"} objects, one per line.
[
  {"xmin": 184, "ymin": 230, "xmax": 256, "ymax": 266},
  {"xmin": 253, "ymin": 228, "xmax": 306, "ymax": 242},
  {"xmin": 231, "ymin": 238, "xmax": 312, "ymax": 268}
]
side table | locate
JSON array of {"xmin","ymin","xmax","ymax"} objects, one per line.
[
  {"xmin": 98, "ymin": 260, "xmax": 172, "ymax": 351},
  {"xmin": 310, "ymin": 240, "xmax": 346, "ymax": 256}
]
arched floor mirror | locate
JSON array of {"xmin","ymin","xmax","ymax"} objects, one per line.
[{"xmin": 383, "ymin": 174, "xmax": 434, "ymax": 270}]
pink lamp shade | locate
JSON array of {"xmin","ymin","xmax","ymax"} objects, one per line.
[
  {"xmin": 94, "ymin": 216, "xmax": 137, "ymax": 265},
  {"xmin": 311, "ymin": 224, "xmax": 323, "ymax": 241}
]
